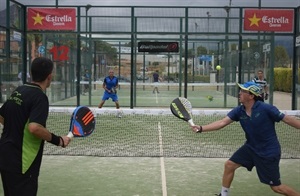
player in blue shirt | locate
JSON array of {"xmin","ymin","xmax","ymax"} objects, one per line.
[
  {"xmin": 191, "ymin": 81, "xmax": 300, "ymax": 196},
  {"xmin": 98, "ymin": 69, "xmax": 121, "ymax": 117}
]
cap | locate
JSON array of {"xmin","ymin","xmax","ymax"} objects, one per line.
[{"xmin": 237, "ymin": 81, "xmax": 262, "ymax": 97}]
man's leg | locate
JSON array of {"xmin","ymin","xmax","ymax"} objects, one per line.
[
  {"xmin": 1, "ymin": 170, "xmax": 38, "ymax": 196},
  {"xmin": 115, "ymin": 101, "xmax": 122, "ymax": 118},
  {"xmin": 98, "ymin": 100, "xmax": 105, "ymax": 108},
  {"xmin": 270, "ymin": 184, "xmax": 300, "ymax": 196},
  {"xmin": 221, "ymin": 160, "xmax": 241, "ymax": 195}
]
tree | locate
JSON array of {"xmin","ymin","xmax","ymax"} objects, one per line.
[
  {"xmin": 274, "ymin": 45, "xmax": 289, "ymax": 67},
  {"xmin": 95, "ymin": 41, "xmax": 118, "ymax": 65},
  {"xmin": 197, "ymin": 46, "xmax": 208, "ymax": 56}
]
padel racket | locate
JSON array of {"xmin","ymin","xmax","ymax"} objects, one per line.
[
  {"xmin": 67, "ymin": 106, "xmax": 95, "ymax": 138},
  {"xmin": 111, "ymin": 87, "xmax": 117, "ymax": 94},
  {"xmin": 170, "ymin": 97, "xmax": 197, "ymax": 128}
]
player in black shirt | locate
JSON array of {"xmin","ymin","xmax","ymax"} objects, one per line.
[{"xmin": 0, "ymin": 57, "xmax": 71, "ymax": 196}]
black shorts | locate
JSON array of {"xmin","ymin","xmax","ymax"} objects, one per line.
[
  {"xmin": 0, "ymin": 169, "xmax": 38, "ymax": 196},
  {"xmin": 229, "ymin": 145, "xmax": 281, "ymax": 186}
]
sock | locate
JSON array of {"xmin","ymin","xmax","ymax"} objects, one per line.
[
  {"xmin": 221, "ymin": 186, "xmax": 229, "ymax": 196},
  {"xmin": 116, "ymin": 109, "xmax": 122, "ymax": 115}
]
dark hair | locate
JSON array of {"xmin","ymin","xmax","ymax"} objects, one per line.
[
  {"xmin": 257, "ymin": 70, "xmax": 264, "ymax": 73},
  {"xmin": 247, "ymin": 91, "xmax": 264, "ymax": 102},
  {"xmin": 31, "ymin": 57, "xmax": 53, "ymax": 82},
  {"xmin": 254, "ymin": 95, "xmax": 264, "ymax": 101}
]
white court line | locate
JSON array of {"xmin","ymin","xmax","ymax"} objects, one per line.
[{"xmin": 158, "ymin": 122, "xmax": 167, "ymax": 196}]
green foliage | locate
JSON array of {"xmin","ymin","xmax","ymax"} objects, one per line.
[
  {"xmin": 95, "ymin": 41, "xmax": 118, "ymax": 64},
  {"xmin": 197, "ymin": 46, "xmax": 208, "ymax": 55},
  {"xmin": 274, "ymin": 46, "xmax": 290, "ymax": 67},
  {"xmin": 273, "ymin": 68, "xmax": 292, "ymax": 92},
  {"xmin": 187, "ymin": 75, "xmax": 210, "ymax": 83}
]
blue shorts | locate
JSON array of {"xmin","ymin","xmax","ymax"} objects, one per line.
[
  {"xmin": 229, "ymin": 144, "xmax": 281, "ymax": 186},
  {"xmin": 102, "ymin": 92, "xmax": 118, "ymax": 102}
]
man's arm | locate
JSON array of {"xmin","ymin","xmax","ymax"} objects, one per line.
[
  {"xmin": 191, "ymin": 116, "xmax": 234, "ymax": 133},
  {"xmin": 102, "ymin": 80, "xmax": 108, "ymax": 91},
  {"xmin": 28, "ymin": 122, "xmax": 71, "ymax": 147},
  {"xmin": 282, "ymin": 115, "xmax": 300, "ymax": 129}
]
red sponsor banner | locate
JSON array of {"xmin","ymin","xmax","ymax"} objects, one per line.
[
  {"xmin": 27, "ymin": 8, "xmax": 76, "ymax": 31},
  {"xmin": 244, "ymin": 9, "xmax": 294, "ymax": 32}
]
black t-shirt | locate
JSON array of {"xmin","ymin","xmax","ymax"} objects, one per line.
[{"xmin": 0, "ymin": 83, "xmax": 49, "ymax": 175}]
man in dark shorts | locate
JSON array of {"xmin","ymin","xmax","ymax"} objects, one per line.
[
  {"xmin": 190, "ymin": 81, "xmax": 300, "ymax": 196},
  {"xmin": 0, "ymin": 57, "xmax": 71, "ymax": 196}
]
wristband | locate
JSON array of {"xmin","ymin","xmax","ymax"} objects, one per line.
[
  {"xmin": 60, "ymin": 137, "xmax": 65, "ymax": 147},
  {"xmin": 49, "ymin": 133, "xmax": 60, "ymax": 146},
  {"xmin": 197, "ymin": 126, "xmax": 203, "ymax": 133}
]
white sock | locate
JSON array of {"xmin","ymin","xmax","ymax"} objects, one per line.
[
  {"xmin": 221, "ymin": 186, "xmax": 229, "ymax": 196},
  {"xmin": 116, "ymin": 109, "xmax": 121, "ymax": 115}
]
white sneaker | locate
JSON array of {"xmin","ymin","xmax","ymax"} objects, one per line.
[{"xmin": 117, "ymin": 113, "xmax": 122, "ymax": 118}]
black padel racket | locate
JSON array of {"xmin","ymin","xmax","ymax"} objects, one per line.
[
  {"xmin": 170, "ymin": 97, "xmax": 196, "ymax": 127},
  {"xmin": 111, "ymin": 87, "xmax": 117, "ymax": 94},
  {"xmin": 67, "ymin": 106, "xmax": 95, "ymax": 138}
]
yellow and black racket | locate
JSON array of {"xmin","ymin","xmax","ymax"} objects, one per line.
[
  {"xmin": 170, "ymin": 97, "xmax": 196, "ymax": 127},
  {"xmin": 67, "ymin": 106, "xmax": 95, "ymax": 138}
]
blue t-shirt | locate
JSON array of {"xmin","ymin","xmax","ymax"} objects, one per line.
[
  {"xmin": 153, "ymin": 72, "xmax": 159, "ymax": 82},
  {"xmin": 227, "ymin": 101, "xmax": 285, "ymax": 157},
  {"xmin": 103, "ymin": 76, "xmax": 118, "ymax": 91}
]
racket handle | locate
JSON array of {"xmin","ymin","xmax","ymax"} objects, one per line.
[
  {"xmin": 67, "ymin": 132, "xmax": 74, "ymax": 139},
  {"xmin": 188, "ymin": 119, "xmax": 195, "ymax": 126},
  {"xmin": 188, "ymin": 119, "xmax": 200, "ymax": 132}
]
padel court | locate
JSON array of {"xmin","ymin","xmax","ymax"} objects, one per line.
[
  {"xmin": 2, "ymin": 108, "xmax": 299, "ymax": 196},
  {"xmin": 1, "ymin": 2, "xmax": 300, "ymax": 196}
]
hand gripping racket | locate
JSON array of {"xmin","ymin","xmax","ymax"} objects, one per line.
[
  {"xmin": 67, "ymin": 106, "xmax": 95, "ymax": 138},
  {"xmin": 111, "ymin": 87, "xmax": 117, "ymax": 94},
  {"xmin": 170, "ymin": 97, "xmax": 198, "ymax": 129}
]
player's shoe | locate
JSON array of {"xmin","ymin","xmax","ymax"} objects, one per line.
[{"xmin": 215, "ymin": 194, "xmax": 221, "ymax": 196}]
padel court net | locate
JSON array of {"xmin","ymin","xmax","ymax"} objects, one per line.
[{"xmin": 44, "ymin": 108, "xmax": 300, "ymax": 159}]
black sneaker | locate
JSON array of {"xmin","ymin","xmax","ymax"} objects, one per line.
[{"xmin": 215, "ymin": 194, "xmax": 221, "ymax": 196}]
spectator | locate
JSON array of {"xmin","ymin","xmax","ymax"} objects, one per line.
[
  {"xmin": 252, "ymin": 69, "xmax": 269, "ymax": 101},
  {"xmin": 18, "ymin": 71, "xmax": 31, "ymax": 86},
  {"xmin": 82, "ymin": 69, "xmax": 90, "ymax": 95}
]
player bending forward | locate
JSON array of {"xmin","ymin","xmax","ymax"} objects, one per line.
[{"xmin": 191, "ymin": 81, "xmax": 300, "ymax": 196}]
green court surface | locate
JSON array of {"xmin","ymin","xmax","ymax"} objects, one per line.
[
  {"xmin": 0, "ymin": 156, "xmax": 298, "ymax": 196},
  {"xmin": 50, "ymin": 83, "xmax": 239, "ymax": 108}
]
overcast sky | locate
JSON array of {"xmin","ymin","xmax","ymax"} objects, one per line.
[{"xmin": 8, "ymin": 0, "xmax": 300, "ymax": 7}]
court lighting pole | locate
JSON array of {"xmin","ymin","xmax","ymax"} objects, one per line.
[
  {"xmin": 206, "ymin": 11, "xmax": 211, "ymax": 75},
  {"xmin": 223, "ymin": 4, "xmax": 231, "ymax": 107},
  {"xmin": 194, "ymin": 22, "xmax": 198, "ymax": 75},
  {"xmin": 86, "ymin": 4, "xmax": 92, "ymax": 104}
]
